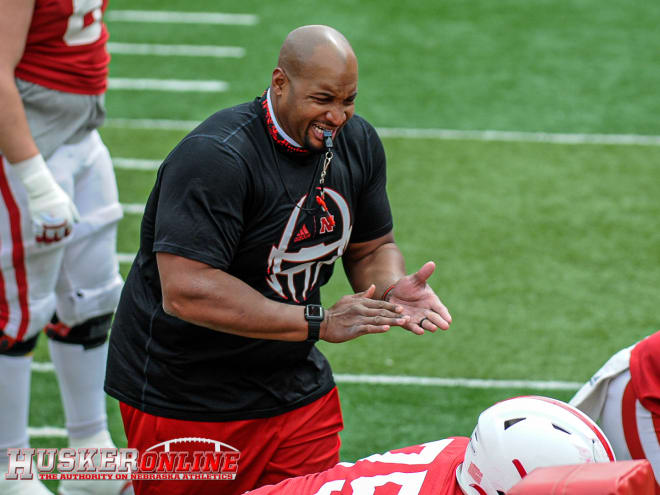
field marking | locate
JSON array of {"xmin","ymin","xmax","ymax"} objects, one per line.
[
  {"xmin": 376, "ymin": 128, "xmax": 660, "ymax": 146},
  {"xmin": 28, "ymin": 370, "xmax": 580, "ymax": 438},
  {"xmin": 108, "ymin": 42, "xmax": 245, "ymax": 58},
  {"xmin": 117, "ymin": 253, "xmax": 136, "ymax": 264},
  {"xmin": 104, "ymin": 119, "xmax": 660, "ymax": 146},
  {"xmin": 30, "ymin": 362, "xmax": 580, "ymax": 391},
  {"xmin": 335, "ymin": 374, "xmax": 581, "ymax": 391},
  {"xmin": 107, "ymin": 118, "xmax": 199, "ymax": 130},
  {"xmin": 108, "ymin": 78, "xmax": 228, "ymax": 92},
  {"xmin": 29, "ymin": 426, "xmax": 67, "ymax": 438},
  {"xmin": 115, "ymin": 158, "xmax": 161, "ymax": 170},
  {"xmin": 31, "ymin": 361, "xmax": 55, "ymax": 372},
  {"xmin": 105, "ymin": 10, "xmax": 258, "ymax": 26},
  {"xmin": 122, "ymin": 203, "xmax": 145, "ymax": 215}
]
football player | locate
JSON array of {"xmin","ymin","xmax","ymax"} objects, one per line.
[
  {"xmin": 242, "ymin": 395, "xmax": 615, "ymax": 495},
  {"xmin": 0, "ymin": 0, "xmax": 126, "ymax": 494},
  {"xmin": 570, "ymin": 330, "xmax": 660, "ymax": 494}
]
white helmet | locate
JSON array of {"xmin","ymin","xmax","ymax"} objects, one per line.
[{"xmin": 456, "ymin": 395, "xmax": 615, "ymax": 495}]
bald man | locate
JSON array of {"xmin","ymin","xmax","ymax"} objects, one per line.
[{"xmin": 104, "ymin": 25, "xmax": 452, "ymax": 495}]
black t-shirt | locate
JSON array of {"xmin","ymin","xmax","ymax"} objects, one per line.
[{"xmin": 104, "ymin": 94, "xmax": 393, "ymax": 421}]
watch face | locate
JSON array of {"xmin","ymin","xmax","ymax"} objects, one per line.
[{"xmin": 306, "ymin": 305, "xmax": 323, "ymax": 319}]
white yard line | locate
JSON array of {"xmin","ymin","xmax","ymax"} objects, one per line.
[
  {"xmin": 107, "ymin": 118, "xmax": 199, "ymax": 130},
  {"xmin": 121, "ymin": 203, "xmax": 145, "ymax": 215},
  {"xmin": 334, "ymin": 374, "xmax": 581, "ymax": 391},
  {"xmin": 31, "ymin": 361, "xmax": 55, "ymax": 372},
  {"xmin": 108, "ymin": 78, "xmax": 228, "ymax": 92},
  {"xmin": 114, "ymin": 158, "xmax": 161, "ymax": 170},
  {"xmin": 30, "ymin": 362, "xmax": 580, "ymax": 391},
  {"xmin": 376, "ymin": 128, "xmax": 660, "ymax": 146},
  {"xmin": 105, "ymin": 10, "xmax": 258, "ymax": 26},
  {"xmin": 29, "ymin": 370, "xmax": 580, "ymax": 438},
  {"xmin": 108, "ymin": 42, "xmax": 244, "ymax": 58},
  {"xmin": 28, "ymin": 426, "xmax": 68, "ymax": 438},
  {"xmin": 104, "ymin": 119, "xmax": 660, "ymax": 146},
  {"xmin": 117, "ymin": 253, "xmax": 136, "ymax": 264}
]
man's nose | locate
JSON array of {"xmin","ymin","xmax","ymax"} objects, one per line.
[{"xmin": 325, "ymin": 106, "xmax": 346, "ymax": 126}]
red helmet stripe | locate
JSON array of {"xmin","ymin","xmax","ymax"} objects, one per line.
[
  {"xmin": 470, "ymin": 484, "xmax": 488, "ymax": 495},
  {"xmin": 512, "ymin": 458, "xmax": 528, "ymax": 478}
]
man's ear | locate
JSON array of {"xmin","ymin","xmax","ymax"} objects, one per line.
[{"xmin": 271, "ymin": 67, "xmax": 287, "ymax": 96}]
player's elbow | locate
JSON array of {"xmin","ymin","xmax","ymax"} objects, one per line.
[
  {"xmin": 161, "ymin": 284, "xmax": 193, "ymax": 320},
  {"xmin": 157, "ymin": 253, "xmax": 206, "ymax": 321},
  {"xmin": 161, "ymin": 293, "xmax": 180, "ymax": 318}
]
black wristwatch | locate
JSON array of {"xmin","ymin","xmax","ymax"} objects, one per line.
[{"xmin": 304, "ymin": 304, "xmax": 324, "ymax": 343}]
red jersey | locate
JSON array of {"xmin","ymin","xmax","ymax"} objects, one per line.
[
  {"xmin": 631, "ymin": 331, "xmax": 660, "ymax": 416},
  {"xmin": 244, "ymin": 437, "xmax": 469, "ymax": 495},
  {"xmin": 15, "ymin": 0, "xmax": 110, "ymax": 94}
]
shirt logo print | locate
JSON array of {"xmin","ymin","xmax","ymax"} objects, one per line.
[{"xmin": 266, "ymin": 189, "xmax": 352, "ymax": 302}]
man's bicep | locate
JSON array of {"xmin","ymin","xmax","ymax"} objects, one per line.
[
  {"xmin": 156, "ymin": 252, "xmax": 232, "ymax": 319},
  {"xmin": 157, "ymin": 252, "xmax": 211, "ymax": 286}
]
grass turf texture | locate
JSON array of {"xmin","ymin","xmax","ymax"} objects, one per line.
[
  {"xmin": 105, "ymin": 0, "xmax": 660, "ymax": 133},
  {"xmin": 21, "ymin": 0, "xmax": 660, "ymax": 491}
]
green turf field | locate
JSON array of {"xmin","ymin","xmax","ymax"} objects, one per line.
[{"xmin": 27, "ymin": 0, "xmax": 660, "ymax": 491}]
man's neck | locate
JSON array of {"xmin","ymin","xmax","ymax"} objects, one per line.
[{"xmin": 266, "ymin": 88, "xmax": 303, "ymax": 149}]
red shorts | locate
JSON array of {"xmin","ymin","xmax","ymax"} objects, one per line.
[{"xmin": 119, "ymin": 387, "xmax": 343, "ymax": 495}]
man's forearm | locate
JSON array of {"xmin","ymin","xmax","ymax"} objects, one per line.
[
  {"xmin": 344, "ymin": 241, "xmax": 406, "ymax": 300},
  {"xmin": 158, "ymin": 253, "xmax": 309, "ymax": 341},
  {"xmin": 0, "ymin": 75, "xmax": 40, "ymax": 162},
  {"xmin": 0, "ymin": 0, "xmax": 39, "ymax": 162}
]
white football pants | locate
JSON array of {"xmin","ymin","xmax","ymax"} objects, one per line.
[{"xmin": 0, "ymin": 129, "xmax": 123, "ymax": 341}]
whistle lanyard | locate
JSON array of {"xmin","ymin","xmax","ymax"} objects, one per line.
[
  {"xmin": 269, "ymin": 128, "xmax": 335, "ymax": 222},
  {"xmin": 314, "ymin": 130, "xmax": 336, "ymax": 225},
  {"xmin": 315, "ymin": 143, "xmax": 335, "ymax": 227}
]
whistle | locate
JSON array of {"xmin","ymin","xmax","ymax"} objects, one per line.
[{"xmin": 323, "ymin": 129, "xmax": 333, "ymax": 149}]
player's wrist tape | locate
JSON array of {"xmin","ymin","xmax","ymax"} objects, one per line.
[
  {"xmin": 10, "ymin": 153, "xmax": 57, "ymax": 197},
  {"xmin": 382, "ymin": 284, "xmax": 396, "ymax": 301},
  {"xmin": 10, "ymin": 153, "xmax": 47, "ymax": 179}
]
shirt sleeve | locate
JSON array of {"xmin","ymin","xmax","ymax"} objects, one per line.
[
  {"xmin": 630, "ymin": 331, "xmax": 660, "ymax": 415},
  {"xmin": 153, "ymin": 135, "xmax": 248, "ymax": 270},
  {"xmin": 350, "ymin": 122, "xmax": 394, "ymax": 243}
]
